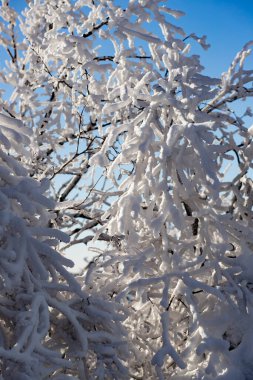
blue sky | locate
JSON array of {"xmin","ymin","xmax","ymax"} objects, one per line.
[
  {"xmin": 169, "ymin": 0, "xmax": 253, "ymax": 76},
  {"xmin": 11, "ymin": 0, "xmax": 253, "ymax": 76}
]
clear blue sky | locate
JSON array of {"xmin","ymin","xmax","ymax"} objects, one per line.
[{"xmin": 169, "ymin": 0, "xmax": 253, "ymax": 76}]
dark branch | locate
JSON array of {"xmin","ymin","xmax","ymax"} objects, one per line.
[{"xmin": 83, "ymin": 17, "xmax": 109, "ymax": 38}]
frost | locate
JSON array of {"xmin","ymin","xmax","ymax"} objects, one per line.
[
  {"xmin": 248, "ymin": 124, "xmax": 253, "ymax": 136},
  {"xmin": 1, "ymin": 0, "xmax": 253, "ymax": 378},
  {"xmin": 0, "ymin": 114, "xmax": 128, "ymax": 378}
]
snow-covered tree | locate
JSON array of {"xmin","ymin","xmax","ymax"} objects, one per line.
[
  {"xmin": 84, "ymin": 2, "xmax": 253, "ymax": 379},
  {"xmin": 0, "ymin": 113, "xmax": 128, "ymax": 379},
  {"xmin": 0, "ymin": 0, "xmax": 118, "ymax": 248},
  {"xmin": 1, "ymin": 0, "xmax": 253, "ymax": 379}
]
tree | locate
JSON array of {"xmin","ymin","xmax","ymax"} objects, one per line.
[
  {"xmin": 0, "ymin": 112, "xmax": 128, "ymax": 379},
  {"xmin": 87, "ymin": 36, "xmax": 253, "ymax": 377},
  {"xmin": 1, "ymin": 0, "xmax": 253, "ymax": 379}
]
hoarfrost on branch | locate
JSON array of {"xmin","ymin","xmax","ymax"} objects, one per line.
[{"xmin": 0, "ymin": 0, "xmax": 253, "ymax": 378}]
